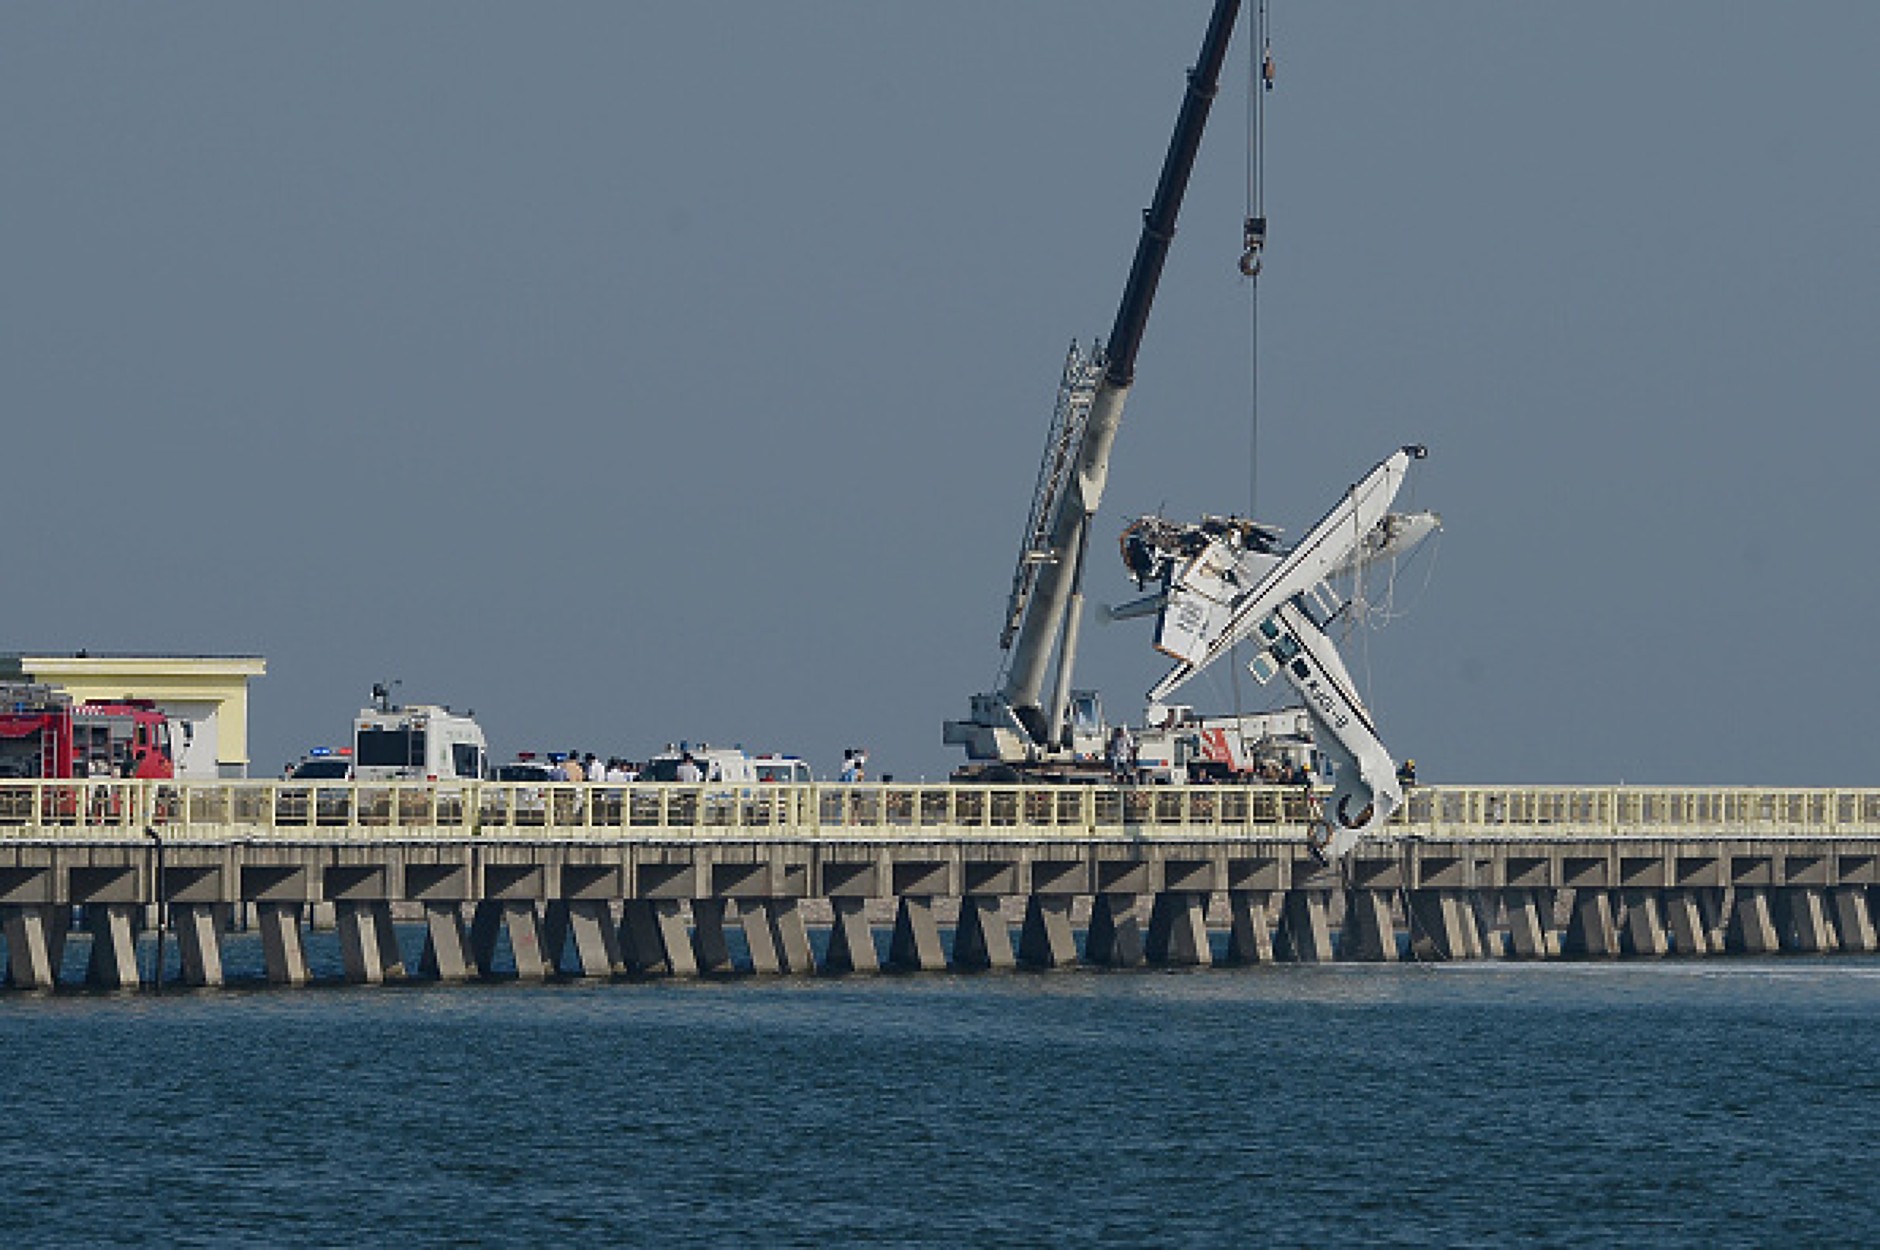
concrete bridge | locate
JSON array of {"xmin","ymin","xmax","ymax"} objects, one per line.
[{"xmin": 3, "ymin": 779, "xmax": 1877, "ymax": 990}]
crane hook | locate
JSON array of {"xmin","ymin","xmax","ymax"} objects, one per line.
[{"xmin": 1239, "ymin": 215, "xmax": 1266, "ymax": 278}]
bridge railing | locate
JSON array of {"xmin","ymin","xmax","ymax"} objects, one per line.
[{"xmin": 1, "ymin": 780, "xmax": 1877, "ymax": 842}]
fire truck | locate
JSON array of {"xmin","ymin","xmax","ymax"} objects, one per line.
[{"xmin": 0, "ymin": 682, "xmax": 178, "ymax": 780}]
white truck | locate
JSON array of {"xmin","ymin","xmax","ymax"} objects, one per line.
[{"xmin": 352, "ymin": 692, "xmax": 487, "ymax": 782}]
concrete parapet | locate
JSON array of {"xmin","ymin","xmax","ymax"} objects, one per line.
[
  {"xmin": 86, "ymin": 903, "xmax": 141, "ymax": 989},
  {"xmin": 1084, "ymin": 893, "xmax": 1145, "ymax": 967},
  {"xmin": 1224, "ymin": 890, "xmax": 1276, "ymax": 964},
  {"xmin": 1018, "ymin": 895, "xmax": 1078, "ymax": 968},
  {"xmin": 1829, "ymin": 886, "xmax": 1877, "ymax": 953},
  {"xmin": 952, "ymin": 895, "xmax": 1016, "ymax": 970},
  {"xmin": 889, "ymin": 896, "xmax": 947, "ymax": 971},
  {"xmin": 1275, "ymin": 890, "xmax": 1333, "ymax": 963},
  {"xmin": 1145, "ymin": 891, "xmax": 1211, "ymax": 966},
  {"xmin": 823, "ymin": 896, "xmax": 879, "ymax": 973},
  {"xmin": 1339, "ymin": 889, "xmax": 1397, "ymax": 962}
]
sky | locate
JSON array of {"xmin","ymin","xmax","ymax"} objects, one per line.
[{"xmin": 5, "ymin": 2, "xmax": 1878, "ymax": 785}]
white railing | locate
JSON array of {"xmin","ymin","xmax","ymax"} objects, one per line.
[{"xmin": 0, "ymin": 780, "xmax": 1876, "ymax": 842}]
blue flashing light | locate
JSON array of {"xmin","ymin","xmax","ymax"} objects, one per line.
[{"xmin": 308, "ymin": 747, "xmax": 333, "ymax": 757}]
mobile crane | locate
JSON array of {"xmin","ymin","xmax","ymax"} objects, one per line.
[
  {"xmin": 943, "ymin": 1, "xmax": 1440, "ymax": 859},
  {"xmin": 944, "ymin": 0, "xmax": 1244, "ymax": 773}
]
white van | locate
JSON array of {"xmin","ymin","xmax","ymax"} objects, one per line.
[
  {"xmin": 353, "ymin": 704, "xmax": 488, "ymax": 781},
  {"xmin": 643, "ymin": 746, "xmax": 756, "ymax": 785}
]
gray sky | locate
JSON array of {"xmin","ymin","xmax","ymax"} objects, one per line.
[{"xmin": 5, "ymin": 3, "xmax": 1877, "ymax": 784}]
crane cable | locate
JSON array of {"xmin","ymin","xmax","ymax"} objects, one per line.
[{"xmin": 1229, "ymin": 2, "xmax": 1274, "ymax": 733}]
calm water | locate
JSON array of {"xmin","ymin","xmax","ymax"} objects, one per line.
[{"xmin": 3, "ymin": 944, "xmax": 1878, "ymax": 1245}]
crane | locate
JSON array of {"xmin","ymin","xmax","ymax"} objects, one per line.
[{"xmin": 945, "ymin": 0, "xmax": 1244, "ymax": 774}]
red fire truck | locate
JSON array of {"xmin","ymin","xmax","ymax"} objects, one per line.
[{"xmin": 0, "ymin": 683, "xmax": 177, "ymax": 780}]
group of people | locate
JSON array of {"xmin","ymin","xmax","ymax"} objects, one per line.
[
  {"xmin": 837, "ymin": 748, "xmax": 869, "ymax": 783},
  {"xmin": 547, "ymin": 752, "xmax": 639, "ymax": 783}
]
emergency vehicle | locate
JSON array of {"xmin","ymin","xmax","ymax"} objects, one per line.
[
  {"xmin": 352, "ymin": 695, "xmax": 487, "ymax": 782},
  {"xmin": 0, "ymin": 682, "xmax": 178, "ymax": 780}
]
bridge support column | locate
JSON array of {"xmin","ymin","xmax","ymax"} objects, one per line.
[
  {"xmin": 1145, "ymin": 892, "xmax": 1210, "ymax": 966},
  {"xmin": 1830, "ymin": 886, "xmax": 1877, "ymax": 953},
  {"xmin": 257, "ymin": 903, "xmax": 309, "ymax": 986},
  {"xmin": 689, "ymin": 898, "xmax": 734, "ymax": 974},
  {"xmin": 1564, "ymin": 890, "xmax": 1619, "ymax": 957},
  {"xmin": 85, "ymin": 903, "xmax": 140, "ymax": 989},
  {"xmin": 1503, "ymin": 890, "xmax": 1549, "ymax": 959},
  {"xmin": 1084, "ymin": 893, "xmax": 1145, "ymax": 967},
  {"xmin": 1471, "ymin": 893, "xmax": 1503, "ymax": 957},
  {"xmin": 1275, "ymin": 890, "xmax": 1333, "ymax": 963},
  {"xmin": 765, "ymin": 900, "xmax": 815, "ymax": 974},
  {"xmin": 4, "ymin": 906, "xmax": 65, "ymax": 990},
  {"xmin": 419, "ymin": 903, "xmax": 474, "ymax": 981},
  {"xmin": 1018, "ymin": 895, "xmax": 1077, "ymax": 968},
  {"xmin": 1224, "ymin": 891, "xmax": 1276, "ymax": 964},
  {"xmin": 1776, "ymin": 887, "xmax": 1834, "ymax": 953},
  {"xmin": 823, "ymin": 897, "xmax": 879, "ymax": 973},
  {"xmin": 952, "ymin": 895, "xmax": 1016, "ymax": 970},
  {"xmin": 1620, "ymin": 889, "xmax": 1669, "ymax": 958},
  {"xmin": 1727, "ymin": 887, "xmax": 1780, "ymax": 954},
  {"xmin": 889, "ymin": 896, "xmax": 947, "ymax": 971},
  {"xmin": 1664, "ymin": 890, "xmax": 1711, "ymax": 956},
  {"xmin": 621, "ymin": 900, "xmax": 696, "ymax": 977},
  {"xmin": 172, "ymin": 903, "xmax": 224, "ymax": 988},
  {"xmin": 337, "ymin": 901, "xmax": 405, "ymax": 984},
  {"xmin": 737, "ymin": 900, "xmax": 782, "ymax": 973},
  {"xmin": 1339, "ymin": 889, "xmax": 1397, "ymax": 961},
  {"xmin": 562, "ymin": 900, "xmax": 624, "ymax": 977},
  {"xmin": 1408, "ymin": 890, "xmax": 1471, "ymax": 960}
]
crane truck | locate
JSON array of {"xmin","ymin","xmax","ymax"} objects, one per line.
[{"xmin": 943, "ymin": 0, "xmax": 1441, "ymax": 860}]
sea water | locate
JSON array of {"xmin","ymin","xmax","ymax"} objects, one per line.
[{"xmin": 2, "ymin": 947, "xmax": 1877, "ymax": 1244}]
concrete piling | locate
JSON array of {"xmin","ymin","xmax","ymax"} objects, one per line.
[
  {"xmin": 336, "ymin": 900, "xmax": 404, "ymax": 984},
  {"xmin": 1275, "ymin": 890, "xmax": 1333, "ymax": 962},
  {"xmin": 1408, "ymin": 890, "xmax": 1471, "ymax": 961},
  {"xmin": 952, "ymin": 895, "xmax": 1016, "ymax": 970},
  {"xmin": 1145, "ymin": 891, "xmax": 1211, "ymax": 966},
  {"xmin": 85, "ymin": 903, "xmax": 140, "ymax": 989},
  {"xmin": 1340, "ymin": 889, "xmax": 1397, "ymax": 961},
  {"xmin": 1503, "ymin": 890, "xmax": 1550, "ymax": 959},
  {"xmin": 1664, "ymin": 890, "xmax": 1711, "ymax": 956},
  {"xmin": 1564, "ymin": 890, "xmax": 1620, "ymax": 958},
  {"xmin": 1018, "ymin": 895, "xmax": 1078, "ymax": 968},
  {"xmin": 420, "ymin": 902, "xmax": 475, "ymax": 981},
  {"xmin": 889, "ymin": 896, "xmax": 947, "ymax": 971},
  {"xmin": 1620, "ymin": 889, "xmax": 1669, "ymax": 958},
  {"xmin": 1726, "ymin": 887, "xmax": 1781, "ymax": 954},
  {"xmin": 257, "ymin": 903, "xmax": 309, "ymax": 986},
  {"xmin": 689, "ymin": 898, "xmax": 734, "ymax": 974},
  {"xmin": 765, "ymin": 900, "xmax": 815, "ymax": 974},
  {"xmin": 1829, "ymin": 886, "xmax": 1877, "ymax": 953},
  {"xmin": 823, "ymin": 897, "xmax": 880, "ymax": 973},
  {"xmin": 4, "ymin": 906, "xmax": 63, "ymax": 990},
  {"xmin": 1775, "ymin": 887, "xmax": 1835, "ymax": 953},
  {"xmin": 1224, "ymin": 890, "xmax": 1276, "ymax": 963},
  {"xmin": 172, "ymin": 903, "xmax": 225, "ymax": 987},
  {"xmin": 1084, "ymin": 893, "xmax": 1146, "ymax": 967}
]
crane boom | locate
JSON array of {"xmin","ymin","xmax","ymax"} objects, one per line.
[{"xmin": 959, "ymin": 0, "xmax": 1242, "ymax": 758}]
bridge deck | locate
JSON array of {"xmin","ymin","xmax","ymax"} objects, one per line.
[{"xmin": 2, "ymin": 782, "xmax": 1876, "ymax": 991}]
